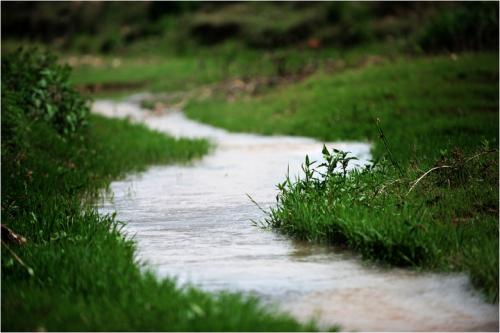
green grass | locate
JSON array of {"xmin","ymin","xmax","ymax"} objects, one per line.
[
  {"xmin": 266, "ymin": 145, "xmax": 498, "ymax": 301},
  {"xmin": 67, "ymin": 40, "xmax": 410, "ymax": 98},
  {"xmin": 67, "ymin": 49, "xmax": 291, "ymax": 93},
  {"xmin": 185, "ymin": 52, "xmax": 499, "ymax": 302},
  {"xmin": 1, "ymin": 112, "xmax": 314, "ymax": 331},
  {"xmin": 69, "ymin": 56, "xmax": 227, "ymax": 92},
  {"xmin": 186, "ymin": 53, "xmax": 498, "ymax": 165}
]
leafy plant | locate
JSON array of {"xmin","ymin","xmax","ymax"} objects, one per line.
[{"xmin": 2, "ymin": 48, "xmax": 89, "ymax": 138}]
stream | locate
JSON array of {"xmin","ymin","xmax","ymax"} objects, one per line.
[{"xmin": 94, "ymin": 96, "xmax": 498, "ymax": 331}]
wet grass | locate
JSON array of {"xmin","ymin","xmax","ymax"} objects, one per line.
[
  {"xmin": 2, "ymin": 113, "xmax": 313, "ymax": 330},
  {"xmin": 185, "ymin": 52, "xmax": 499, "ymax": 302}
]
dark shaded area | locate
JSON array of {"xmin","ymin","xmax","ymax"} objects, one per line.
[
  {"xmin": 2, "ymin": 1, "xmax": 498, "ymax": 53},
  {"xmin": 191, "ymin": 22, "xmax": 241, "ymax": 45},
  {"xmin": 419, "ymin": 2, "xmax": 499, "ymax": 52},
  {"xmin": 76, "ymin": 81, "xmax": 147, "ymax": 95}
]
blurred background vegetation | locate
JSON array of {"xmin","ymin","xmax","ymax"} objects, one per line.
[
  {"xmin": 3, "ymin": 1, "xmax": 497, "ymax": 100},
  {"xmin": 2, "ymin": 2, "xmax": 498, "ymax": 55}
]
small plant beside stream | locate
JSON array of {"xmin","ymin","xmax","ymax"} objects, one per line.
[{"xmin": 266, "ymin": 141, "xmax": 498, "ymax": 302}]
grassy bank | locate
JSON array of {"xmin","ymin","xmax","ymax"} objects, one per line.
[
  {"xmin": 1, "ymin": 50, "xmax": 314, "ymax": 331},
  {"xmin": 65, "ymin": 43, "xmax": 406, "ymax": 99},
  {"xmin": 186, "ymin": 53, "xmax": 498, "ymax": 165},
  {"xmin": 185, "ymin": 52, "xmax": 499, "ymax": 302}
]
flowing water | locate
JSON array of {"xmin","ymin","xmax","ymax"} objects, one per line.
[{"xmin": 94, "ymin": 97, "xmax": 499, "ymax": 332}]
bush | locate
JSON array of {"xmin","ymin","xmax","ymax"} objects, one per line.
[{"xmin": 1, "ymin": 48, "xmax": 89, "ymax": 138}]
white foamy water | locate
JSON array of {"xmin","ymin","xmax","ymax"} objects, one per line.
[{"xmin": 94, "ymin": 97, "xmax": 498, "ymax": 331}]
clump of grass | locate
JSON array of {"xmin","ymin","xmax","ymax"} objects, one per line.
[{"xmin": 266, "ymin": 143, "xmax": 498, "ymax": 302}]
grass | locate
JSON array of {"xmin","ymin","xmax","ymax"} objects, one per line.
[
  {"xmin": 1, "ymin": 112, "xmax": 314, "ymax": 330},
  {"xmin": 66, "ymin": 40, "xmax": 411, "ymax": 99},
  {"xmin": 266, "ymin": 145, "xmax": 498, "ymax": 301},
  {"xmin": 186, "ymin": 53, "xmax": 498, "ymax": 165},
  {"xmin": 69, "ymin": 55, "xmax": 228, "ymax": 92},
  {"xmin": 184, "ymin": 52, "xmax": 499, "ymax": 302}
]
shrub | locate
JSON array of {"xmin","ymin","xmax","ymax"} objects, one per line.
[{"xmin": 1, "ymin": 48, "xmax": 89, "ymax": 138}]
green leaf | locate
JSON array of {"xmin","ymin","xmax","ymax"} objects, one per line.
[
  {"xmin": 190, "ymin": 303, "xmax": 205, "ymax": 317},
  {"xmin": 322, "ymin": 144, "xmax": 330, "ymax": 156},
  {"xmin": 46, "ymin": 104, "xmax": 56, "ymax": 117}
]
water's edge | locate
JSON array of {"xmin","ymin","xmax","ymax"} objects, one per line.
[{"xmin": 94, "ymin": 97, "xmax": 499, "ymax": 332}]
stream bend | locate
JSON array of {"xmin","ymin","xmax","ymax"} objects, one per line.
[{"xmin": 94, "ymin": 97, "xmax": 498, "ymax": 332}]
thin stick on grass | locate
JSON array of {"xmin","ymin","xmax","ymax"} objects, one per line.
[
  {"xmin": 1, "ymin": 239, "xmax": 34, "ymax": 276},
  {"xmin": 376, "ymin": 118, "xmax": 404, "ymax": 177},
  {"xmin": 464, "ymin": 149, "xmax": 497, "ymax": 163},
  {"xmin": 406, "ymin": 165, "xmax": 452, "ymax": 196},
  {"xmin": 407, "ymin": 149, "xmax": 497, "ymax": 196},
  {"xmin": 374, "ymin": 178, "xmax": 402, "ymax": 197}
]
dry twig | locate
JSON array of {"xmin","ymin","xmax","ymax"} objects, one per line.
[
  {"xmin": 406, "ymin": 165, "xmax": 453, "ymax": 196},
  {"xmin": 1, "ymin": 239, "xmax": 34, "ymax": 276}
]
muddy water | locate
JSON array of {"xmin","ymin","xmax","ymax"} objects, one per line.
[{"xmin": 94, "ymin": 98, "xmax": 498, "ymax": 332}]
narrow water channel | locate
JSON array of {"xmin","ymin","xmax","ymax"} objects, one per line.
[{"xmin": 94, "ymin": 97, "xmax": 498, "ymax": 331}]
